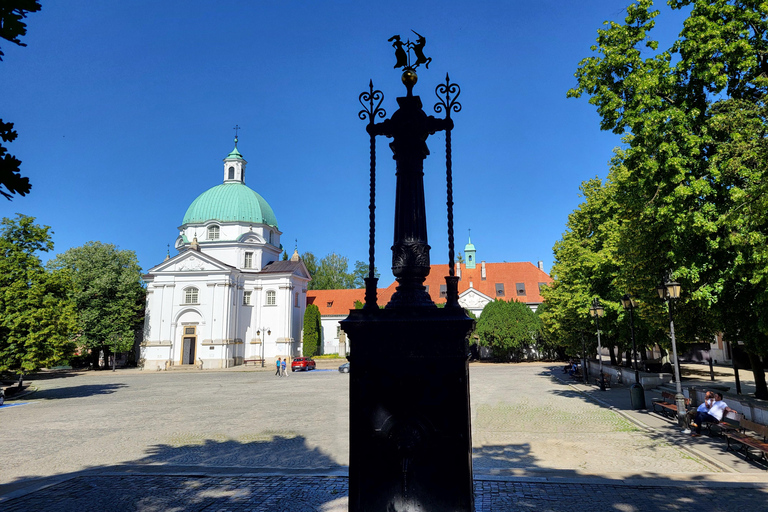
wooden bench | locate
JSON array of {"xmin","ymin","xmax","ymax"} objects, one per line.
[
  {"xmin": 724, "ymin": 417, "xmax": 768, "ymax": 463},
  {"xmin": 652, "ymin": 391, "xmax": 690, "ymax": 417},
  {"xmin": 594, "ymin": 372, "xmax": 611, "ymax": 389},
  {"xmin": 244, "ymin": 358, "xmax": 264, "ymax": 366},
  {"xmin": 701, "ymin": 411, "xmax": 741, "ymax": 436}
]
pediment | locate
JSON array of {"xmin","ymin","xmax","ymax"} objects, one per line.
[
  {"xmin": 236, "ymin": 232, "xmax": 264, "ymax": 244},
  {"xmin": 149, "ymin": 250, "xmax": 232, "ymax": 274},
  {"xmin": 458, "ymin": 288, "xmax": 493, "ymax": 310}
]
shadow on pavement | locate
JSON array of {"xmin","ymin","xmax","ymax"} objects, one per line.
[{"xmin": 25, "ymin": 383, "xmax": 128, "ymax": 400}]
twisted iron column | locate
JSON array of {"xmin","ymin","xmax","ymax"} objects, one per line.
[
  {"xmin": 358, "ymin": 81, "xmax": 386, "ymax": 309},
  {"xmin": 435, "ymin": 74, "xmax": 462, "ymax": 308}
]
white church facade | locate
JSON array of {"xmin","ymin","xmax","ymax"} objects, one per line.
[{"xmin": 140, "ymin": 139, "xmax": 310, "ymax": 370}]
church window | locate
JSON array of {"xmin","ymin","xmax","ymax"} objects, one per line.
[
  {"xmin": 266, "ymin": 290, "xmax": 276, "ymax": 306},
  {"xmin": 208, "ymin": 225, "xmax": 220, "ymax": 240},
  {"xmin": 468, "ymin": 254, "xmax": 473, "ymax": 263},
  {"xmin": 268, "ymin": 231, "xmax": 273, "ymax": 245},
  {"xmin": 244, "ymin": 252, "xmax": 253, "ymax": 268},
  {"xmin": 228, "ymin": 166, "xmax": 235, "ymax": 180},
  {"xmin": 495, "ymin": 283, "xmax": 505, "ymax": 297},
  {"xmin": 184, "ymin": 287, "xmax": 199, "ymax": 304},
  {"xmin": 295, "ymin": 292, "xmax": 299, "ymax": 307},
  {"xmin": 516, "ymin": 283, "xmax": 526, "ymax": 296},
  {"xmin": 336, "ymin": 326, "xmax": 341, "ymax": 338},
  {"xmin": 243, "ymin": 291, "xmax": 252, "ymax": 305}
]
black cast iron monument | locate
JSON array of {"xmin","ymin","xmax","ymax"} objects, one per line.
[{"xmin": 341, "ymin": 35, "xmax": 474, "ymax": 512}]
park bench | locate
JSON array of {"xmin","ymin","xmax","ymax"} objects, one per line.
[
  {"xmin": 723, "ymin": 417, "xmax": 768, "ymax": 463},
  {"xmin": 701, "ymin": 411, "xmax": 741, "ymax": 436},
  {"xmin": 244, "ymin": 358, "xmax": 264, "ymax": 366},
  {"xmin": 652, "ymin": 391, "xmax": 690, "ymax": 418},
  {"xmin": 594, "ymin": 372, "xmax": 611, "ymax": 389}
]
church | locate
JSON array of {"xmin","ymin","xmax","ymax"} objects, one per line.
[{"xmin": 140, "ymin": 138, "xmax": 310, "ymax": 370}]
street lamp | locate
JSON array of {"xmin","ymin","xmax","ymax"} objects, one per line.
[
  {"xmin": 589, "ymin": 298, "xmax": 606, "ymax": 391},
  {"xmin": 257, "ymin": 327, "xmax": 271, "ymax": 368},
  {"xmin": 621, "ymin": 294, "xmax": 646, "ymax": 409},
  {"xmin": 657, "ymin": 274, "xmax": 686, "ymax": 428}
]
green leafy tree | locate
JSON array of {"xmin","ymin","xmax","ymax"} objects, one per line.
[
  {"xmin": 568, "ymin": 0, "xmax": 768, "ymax": 396},
  {"xmin": 0, "ymin": 1, "xmax": 41, "ymax": 200},
  {"xmin": 302, "ymin": 252, "xmax": 318, "ymax": 282},
  {"xmin": 475, "ymin": 299, "xmax": 542, "ymax": 361},
  {"xmin": 0, "ymin": 215, "xmax": 77, "ymax": 377},
  {"xmin": 311, "ymin": 253, "xmax": 355, "ymax": 290},
  {"xmin": 303, "ymin": 303, "xmax": 321, "ymax": 356},
  {"xmin": 281, "ymin": 250, "xmax": 288, "ymax": 260},
  {"xmin": 351, "ymin": 260, "xmax": 380, "ymax": 289},
  {"xmin": 48, "ymin": 242, "xmax": 145, "ymax": 369}
]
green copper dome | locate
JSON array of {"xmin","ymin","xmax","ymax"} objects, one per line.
[{"xmin": 182, "ymin": 182, "xmax": 278, "ymax": 227}]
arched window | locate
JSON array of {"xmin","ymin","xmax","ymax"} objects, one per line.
[
  {"xmin": 184, "ymin": 287, "xmax": 199, "ymax": 304},
  {"xmin": 228, "ymin": 166, "xmax": 235, "ymax": 180},
  {"xmin": 266, "ymin": 290, "xmax": 276, "ymax": 306},
  {"xmin": 268, "ymin": 231, "xmax": 273, "ymax": 245},
  {"xmin": 208, "ymin": 225, "xmax": 220, "ymax": 240}
]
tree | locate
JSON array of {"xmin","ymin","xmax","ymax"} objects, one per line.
[
  {"xmin": 475, "ymin": 299, "xmax": 541, "ymax": 361},
  {"xmin": 48, "ymin": 242, "xmax": 145, "ymax": 369},
  {"xmin": 351, "ymin": 260, "xmax": 380, "ymax": 289},
  {"xmin": 568, "ymin": 0, "xmax": 768, "ymax": 396},
  {"xmin": 455, "ymin": 252, "xmax": 464, "ymax": 264},
  {"xmin": 303, "ymin": 303, "xmax": 321, "ymax": 356},
  {"xmin": 0, "ymin": 1, "xmax": 41, "ymax": 200},
  {"xmin": 311, "ymin": 253, "xmax": 355, "ymax": 290},
  {"xmin": 0, "ymin": 215, "xmax": 77, "ymax": 377},
  {"xmin": 302, "ymin": 252, "xmax": 318, "ymax": 282},
  {"xmin": 281, "ymin": 250, "xmax": 288, "ymax": 260}
]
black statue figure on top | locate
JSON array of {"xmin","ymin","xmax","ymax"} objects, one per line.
[{"xmin": 388, "ymin": 31, "xmax": 432, "ymax": 71}]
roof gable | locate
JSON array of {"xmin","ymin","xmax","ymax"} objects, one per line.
[{"xmin": 148, "ymin": 249, "xmax": 233, "ymax": 274}]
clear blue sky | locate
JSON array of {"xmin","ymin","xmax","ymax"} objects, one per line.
[{"xmin": 1, "ymin": 1, "xmax": 689, "ymax": 285}]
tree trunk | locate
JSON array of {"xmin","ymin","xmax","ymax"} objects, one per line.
[
  {"xmin": 748, "ymin": 352, "xmax": 768, "ymax": 400},
  {"xmin": 90, "ymin": 349, "xmax": 100, "ymax": 369},
  {"xmin": 112, "ymin": 349, "xmax": 116, "ymax": 372},
  {"xmin": 608, "ymin": 346, "xmax": 617, "ymax": 365},
  {"xmin": 625, "ymin": 350, "xmax": 633, "ymax": 368},
  {"xmin": 640, "ymin": 348, "xmax": 648, "ymax": 361}
]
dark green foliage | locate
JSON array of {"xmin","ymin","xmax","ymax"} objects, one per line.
[
  {"xmin": 0, "ymin": 1, "xmax": 41, "ymax": 200},
  {"xmin": 48, "ymin": 242, "xmax": 145, "ymax": 369},
  {"xmin": 0, "ymin": 214, "xmax": 77, "ymax": 373},
  {"xmin": 303, "ymin": 303, "xmax": 321, "ymax": 356},
  {"xmin": 475, "ymin": 300, "xmax": 542, "ymax": 360}
]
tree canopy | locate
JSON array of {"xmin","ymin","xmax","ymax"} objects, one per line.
[
  {"xmin": 0, "ymin": 1, "xmax": 40, "ymax": 200},
  {"xmin": 302, "ymin": 251, "xmax": 379, "ymax": 290},
  {"xmin": 550, "ymin": 0, "xmax": 768, "ymax": 396},
  {"xmin": 0, "ymin": 214, "xmax": 77, "ymax": 373},
  {"xmin": 475, "ymin": 299, "xmax": 542, "ymax": 360},
  {"xmin": 48, "ymin": 241, "xmax": 145, "ymax": 368}
]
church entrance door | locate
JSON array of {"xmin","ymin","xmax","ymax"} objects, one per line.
[{"xmin": 181, "ymin": 326, "xmax": 197, "ymax": 364}]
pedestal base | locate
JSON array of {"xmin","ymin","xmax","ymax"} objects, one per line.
[{"xmin": 341, "ymin": 308, "xmax": 474, "ymax": 512}]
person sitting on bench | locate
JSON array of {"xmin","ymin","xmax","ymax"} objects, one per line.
[
  {"xmin": 691, "ymin": 392, "xmax": 735, "ymax": 437},
  {"xmin": 685, "ymin": 391, "xmax": 714, "ymax": 430}
]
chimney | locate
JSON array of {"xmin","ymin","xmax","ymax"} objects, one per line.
[
  {"xmin": 537, "ymin": 260, "xmax": 544, "ymax": 271},
  {"xmin": 457, "ymin": 262, "xmax": 461, "ymax": 279},
  {"xmin": 481, "ymin": 261, "xmax": 486, "ymax": 280}
]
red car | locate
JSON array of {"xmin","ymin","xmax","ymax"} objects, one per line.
[{"xmin": 291, "ymin": 357, "xmax": 316, "ymax": 372}]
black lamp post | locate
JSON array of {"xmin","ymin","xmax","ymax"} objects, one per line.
[
  {"xmin": 589, "ymin": 298, "xmax": 606, "ymax": 391},
  {"xmin": 657, "ymin": 274, "xmax": 686, "ymax": 428},
  {"xmin": 621, "ymin": 294, "xmax": 646, "ymax": 409},
  {"xmin": 257, "ymin": 327, "xmax": 270, "ymax": 368}
]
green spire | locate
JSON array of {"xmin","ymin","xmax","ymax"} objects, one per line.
[
  {"xmin": 227, "ymin": 135, "xmax": 244, "ymax": 160},
  {"xmin": 464, "ymin": 231, "xmax": 476, "ymax": 269}
]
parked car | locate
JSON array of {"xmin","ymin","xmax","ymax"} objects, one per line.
[
  {"xmin": 291, "ymin": 357, "xmax": 316, "ymax": 372},
  {"xmin": 338, "ymin": 362, "xmax": 350, "ymax": 374}
]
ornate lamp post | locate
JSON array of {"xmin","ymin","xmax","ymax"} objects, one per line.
[
  {"xmin": 657, "ymin": 274, "xmax": 686, "ymax": 428},
  {"xmin": 621, "ymin": 294, "xmax": 646, "ymax": 409},
  {"xmin": 257, "ymin": 327, "xmax": 270, "ymax": 368},
  {"xmin": 589, "ymin": 298, "xmax": 606, "ymax": 391},
  {"xmin": 341, "ymin": 34, "xmax": 474, "ymax": 511}
]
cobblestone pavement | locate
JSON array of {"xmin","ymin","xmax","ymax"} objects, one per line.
[
  {"xmin": 2, "ymin": 362, "xmax": 767, "ymax": 510},
  {"xmin": 2, "ymin": 472, "xmax": 767, "ymax": 512}
]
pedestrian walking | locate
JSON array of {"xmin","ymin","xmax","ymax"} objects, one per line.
[
  {"xmin": 275, "ymin": 358, "xmax": 282, "ymax": 377},
  {"xmin": 281, "ymin": 357, "xmax": 288, "ymax": 377}
]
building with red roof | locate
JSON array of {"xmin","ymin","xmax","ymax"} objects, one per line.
[{"xmin": 306, "ymin": 238, "xmax": 552, "ymax": 355}]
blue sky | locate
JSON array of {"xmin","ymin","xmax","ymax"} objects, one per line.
[{"xmin": 1, "ymin": 1, "xmax": 689, "ymax": 285}]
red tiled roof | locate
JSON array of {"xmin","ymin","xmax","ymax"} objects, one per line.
[{"xmin": 306, "ymin": 262, "xmax": 551, "ymax": 316}]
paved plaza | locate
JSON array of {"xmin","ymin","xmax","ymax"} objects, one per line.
[{"xmin": 1, "ymin": 362, "xmax": 767, "ymax": 510}]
